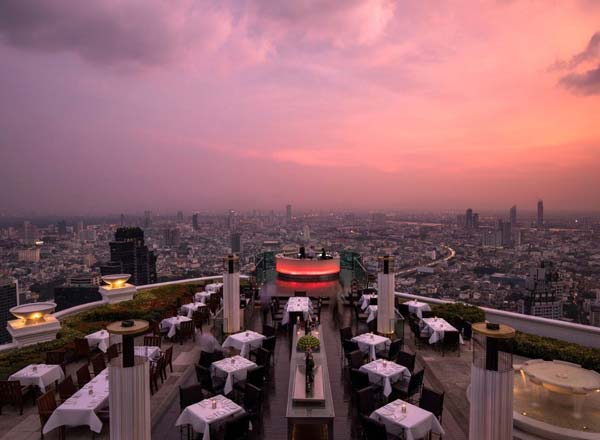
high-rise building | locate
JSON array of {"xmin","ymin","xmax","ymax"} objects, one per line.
[
  {"xmin": 303, "ymin": 225, "xmax": 311, "ymax": 242},
  {"xmin": 163, "ymin": 228, "xmax": 180, "ymax": 248},
  {"xmin": 537, "ymin": 200, "xmax": 544, "ymax": 228},
  {"xmin": 286, "ymin": 204, "xmax": 292, "ymax": 223},
  {"xmin": 0, "ymin": 278, "xmax": 18, "ymax": 344},
  {"xmin": 510, "ymin": 205, "xmax": 517, "ymax": 227},
  {"xmin": 230, "ymin": 232, "xmax": 242, "ymax": 254},
  {"xmin": 227, "ymin": 210, "xmax": 237, "ymax": 230},
  {"xmin": 57, "ymin": 220, "xmax": 67, "ymax": 236},
  {"xmin": 521, "ymin": 261, "xmax": 564, "ymax": 319},
  {"xmin": 144, "ymin": 210, "xmax": 153, "ymax": 228},
  {"xmin": 192, "ymin": 213, "xmax": 199, "ymax": 231},
  {"xmin": 177, "ymin": 211, "xmax": 184, "ymax": 224},
  {"xmin": 18, "ymin": 247, "xmax": 40, "ymax": 263},
  {"xmin": 472, "ymin": 213, "xmax": 479, "ymax": 229},
  {"xmin": 120, "ymin": 213, "xmax": 125, "ymax": 226},
  {"xmin": 465, "ymin": 209, "xmax": 473, "ymax": 229},
  {"xmin": 500, "ymin": 220, "xmax": 512, "ymax": 247},
  {"xmin": 74, "ymin": 221, "xmax": 84, "ymax": 235},
  {"xmin": 54, "ymin": 273, "xmax": 102, "ymax": 312},
  {"xmin": 101, "ymin": 227, "xmax": 157, "ymax": 285}
]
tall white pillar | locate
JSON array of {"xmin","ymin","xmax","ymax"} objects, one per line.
[
  {"xmin": 377, "ymin": 255, "xmax": 395, "ymax": 335},
  {"xmin": 223, "ymin": 255, "xmax": 241, "ymax": 334},
  {"xmin": 107, "ymin": 320, "xmax": 151, "ymax": 440},
  {"xmin": 469, "ymin": 323, "xmax": 515, "ymax": 440}
]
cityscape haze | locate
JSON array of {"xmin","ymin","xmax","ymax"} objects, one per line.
[{"xmin": 1, "ymin": 2, "xmax": 600, "ymax": 439}]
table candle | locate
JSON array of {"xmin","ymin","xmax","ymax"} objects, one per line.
[
  {"xmin": 89, "ymin": 388, "xmax": 94, "ymax": 396},
  {"xmin": 211, "ymin": 399, "xmax": 217, "ymax": 409},
  {"xmin": 231, "ymin": 357, "xmax": 235, "ymax": 364},
  {"xmin": 245, "ymin": 331, "xmax": 249, "ymax": 337},
  {"xmin": 401, "ymin": 403, "xmax": 407, "ymax": 413}
]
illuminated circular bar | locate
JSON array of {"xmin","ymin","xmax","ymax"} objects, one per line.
[{"xmin": 275, "ymin": 253, "xmax": 340, "ymax": 281}]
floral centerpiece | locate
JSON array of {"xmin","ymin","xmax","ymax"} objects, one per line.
[{"xmin": 297, "ymin": 334, "xmax": 320, "ymax": 352}]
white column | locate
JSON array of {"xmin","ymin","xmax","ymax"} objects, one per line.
[
  {"xmin": 377, "ymin": 255, "xmax": 395, "ymax": 335},
  {"xmin": 109, "ymin": 360, "xmax": 151, "ymax": 439},
  {"xmin": 223, "ymin": 255, "xmax": 241, "ymax": 333},
  {"xmin": 469, "ymin": 365, "xmax": 514, "ymax": 439}
]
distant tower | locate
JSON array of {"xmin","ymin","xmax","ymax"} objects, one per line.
[
  {"xmin": 510, "ymin": 205, "xmax": 517, "ymax": 227},
  {"xmin": 303, "ymin": 225, "xmax": 311, "ymax": 242},
  {"xmin": 472, "ymin": 213, "xmax": 479, "ymax": 229},
  {"xmin": 227, "ymin": 210, "xmax": 236, "ymax": 230},
  {"xmin": 286, "ymin": 204, "xmax": 292, "ymax": 223},
  {"xmin": 176, "ymin": 211, "xmax": 184, "ymax": 224},
  {"xmin": 144, "ymin": 210, "xmax": 153, "ymax": 228},
  {"xmin": 465, "ymin": 209, "xmax": 473, "ymax": 229},
  {"xmin": 101, "ymin": 227, "xmax": 157, "ymax": 285},
  {"xmin": 230, "ymin": 232, "xmax": 242, "ymax": 254},
  {"xmin": 120, "ymin": 214, "xmax": 125, "ymax": 226},
  {"xmin": 192, "ymin": 213, "xmax": 199, "ymax": 231},
  {"xmin": 537, "ymin": 200, "xmax": 544, "ymax": 228}
]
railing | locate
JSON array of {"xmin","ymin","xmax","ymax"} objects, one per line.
[
  {"xmin": 0, "ymin": 274, "xmax": 251, "ymax": 352},
  {"xmin": 395, "ymin": 292, "xmax": 600, "ymax": 349}
]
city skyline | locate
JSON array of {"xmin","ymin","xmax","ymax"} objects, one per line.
[{"xmin": 2, "ymin": 1, "xmax": 600, "ymax": 213}]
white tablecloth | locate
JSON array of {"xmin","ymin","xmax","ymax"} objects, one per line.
[
  {"xmin": 360, "ymin": 294, "xmax": 377, "ymax": 310},
  {"xmin": 366, "ymin": 305, "xmax": 378, "ymax": 323},
  {"xmin": 406, "ymin": 300, "xmax": 431, "ymax": 319},
  {"xmin": 370, "ymin": 399, "xmax": 445, "ymax": 440},
  {"xmin": 352, "ymin": 333, "xmax": 390, "ymax": 362},
  {"xmin": 420, "ymin": 318, "xmax": 463, "ymax": 344},
  {"xmin": 222, "ymin": 331, "xmax": 265, "ymax": 358},
  {"xmin": 43, "ymin": 370, "xmax": 109, "ymax": 434},
  {"xmin": 182, "ymin": 302, "xmax": 208, "ymax": 318},
  {"xmin": 161, "ymin": 316, "xmax": 193, "ymax": 338},
  {"xmin": 9, "ymin": 364, "xmax": 65, "ymax": 392},
  {"xmin": 194, "ymin": 291, "xmax": 214, "ymax": 304},
  {"xmin": 175, "ymin": 394, "xmax": 243, "ymax": 440},
  {"xmin": 205, "ymin": 283, "xmax": 223, "ymax": 293},
  {"xmin": 211, "ymin": 356, "xmax": 256, "ymax": 395},
  {"xmin": 360, "ymin": 359, "xmax": 410, "ymax": 397},
  {"xmin": 281, "ymin": 297, "xmax": 313, "ymax": 325},
  {"xmin": 85, "ymin": 330, "xmax": 111, "ymax": 352},
  {"xmin": 134, "ymin": 346, "xmax": 161, "ymax": 362}
]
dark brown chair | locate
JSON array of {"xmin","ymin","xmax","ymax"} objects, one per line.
[
  {"xmin": 396, "ymin": 350, "xmax": 416, "ymax": 374},
  {"xmin": 262, "ymin": 324, "xmax": 276, "ymax": 337},
  {"xmin": 0, "ymin": 380, "xmax": 33, "ymax": 415},
  {"xmin": 356, "ymin": 386, "xmax": 376, "ymax": 417},
  {"xmin": 37, "ymin": 391, "xmax": 64, "ymax": 439},
  {"xmin": 421, "ymin": 310, "xmax": 434, "ymax": 319},
  {"xmin": 91, "ymin": 353, "xmax": 106, "ymax": 376},
  {"xmin": 243, "ymin": 383, "xmax": 263, "ymax": 433},
  {"xmin": 76, "ymin": 364, "xmax": 91, "ymax": 387},
  {"xmin": 57, "ymin": 376, "xmax": 76, "ymax": 402},
  {"xmin": 420, "ymin": 387, "xmax": 445, "ymax": 423},
  {"xmin": 74, "ymin": 337, "xmax": 93, "ymax": 363},
  {"xmin": 45, "ymin": 350, "xmax": 68, "ymax": 374},
  {"xmin": 106, "ymin": 344, "xmax": 119, "ymax": 362},
  {"xmin": 144, "ymin": 335, "xmax": 161, "ymax": 348},
  {"xmin": 361, "ymin": 415, "xmax": 388, "ymax": 440},
  {"xmin": 178, "ymin": 384, "xmax": 205, "ymax": 438},
  {"xmin": 376, "ymin": 338, "xmax": 403, "ymax": 361},
  {"xmin": 177, "ymin": 321, "xmax": 196, "ymax": 345},
  {"xmin": 195, "ymin": 365, "xmax": 225, "ymax": 396},
  {"xmin": 392, "ymin": 368, "xmax": 425, "ymax": 404},
  {"xmin": 164, "ymin": 346, "xmax": 174, "ymax": 373},
  {"xmin": 442, "ymin": 331, "xmax": 461, "ymax": 356},
  {"xmin": 192, "ymin": 308, "xmax": 210, "ymax": 331},
  {"xmin": 223, "ymin": 412, "xmax": 250, "ymax": 440},
  {"xmin": 349, "ymin": 350, "xmax": 365, "ymax": 370}
]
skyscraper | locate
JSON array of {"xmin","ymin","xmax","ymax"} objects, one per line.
[
  {"xmin": 176, "ymin": 211, "xmax": 184, "ymax": 224},
  {"xmin": 144, "ymin": 210, "xmax": 153, "ymax": 228},
  {"xmin": 227, "ymin": 210, "xmax": 236, "ymax": 230},
  {"xmin": 56, "ymin": 220, "xmax": 67, "ymax": 236},
  {"xmin": 465, "ymin": 208, "xmax": 473, "ymax": 229},
  {"xmin": 0, "ymin": 278, "xmax": 18, "ymax": 344},
  {"xmin": 120, "ymin": 213, "xmax": 125, "ymax": 226},
  {"xmin": 192, "ymin": 213, "xmax": 199, "ymax": 231},
  {"xmin": 163, "ymin": 228, "xmax": 181, "ymax": 248},
  {"xmin": 286, "ymin": 204, "xmax": 292, "ymax": 223},
  {"xmin": 230, "ymin": 232, "xmax": 242, "ymax": 254},
  {"xmin": 537, "ymin": 200, "xmax": 544, "ymax": 228},
  {"xmin": 520, "ymin": 261, "xmax": 564, "ymax": 319},
  {"xmin": 101, "ymin": 227, "xmax": 157, "ymax": 285},
  {"xmin": 510, "ymin": 205, "xmax": 517, "ymax": 227}
]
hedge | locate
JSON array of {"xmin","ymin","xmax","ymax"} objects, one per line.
[
  {"xmin": 430, "ymin": 302, "xmax": 485, "ymax": 326},
  {"xmin": 514, "ymin": 332, "xmax": 600, "ymax": 373},
  {"xmin": 0, "ymin": 282, "xmax": 206, "ymax": 378}
]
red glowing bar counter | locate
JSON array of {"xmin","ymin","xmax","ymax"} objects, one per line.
[{"xmin": 276, "ymin": 253, "xmax": 340, "ymax": 281}]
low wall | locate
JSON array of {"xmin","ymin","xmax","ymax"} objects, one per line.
[{"xmin": 395, "ymin": 292, "xmax": 600, "ymax": 349}]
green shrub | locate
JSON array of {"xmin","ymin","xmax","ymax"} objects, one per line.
[
  {"xmin": 430, "ymin": 302, "xmax": 485, "ymax": 325},
  {"xmin": 514, "ymin": 332, "xmax": 600, "ymax": 372},
  {"xmin": 0, "ymin": 282, "xmax": 205, "ymax": 378}
]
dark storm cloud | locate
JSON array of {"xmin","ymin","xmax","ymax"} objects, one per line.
[
  {"xmin": 554, "ymin": 31, "xmax": 600, "ymax": 95},
  {"xmin": 0, "ymin": 0, "xmax": 175, "ymax": 67},
  {"xmin": 559, "ymin": 64, "xmax": 600, "ymax": 95}
]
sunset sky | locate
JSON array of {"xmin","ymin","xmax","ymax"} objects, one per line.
[{"xmin": 1, "ymin": 0, "xmax": 600, "ymax": 214}]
